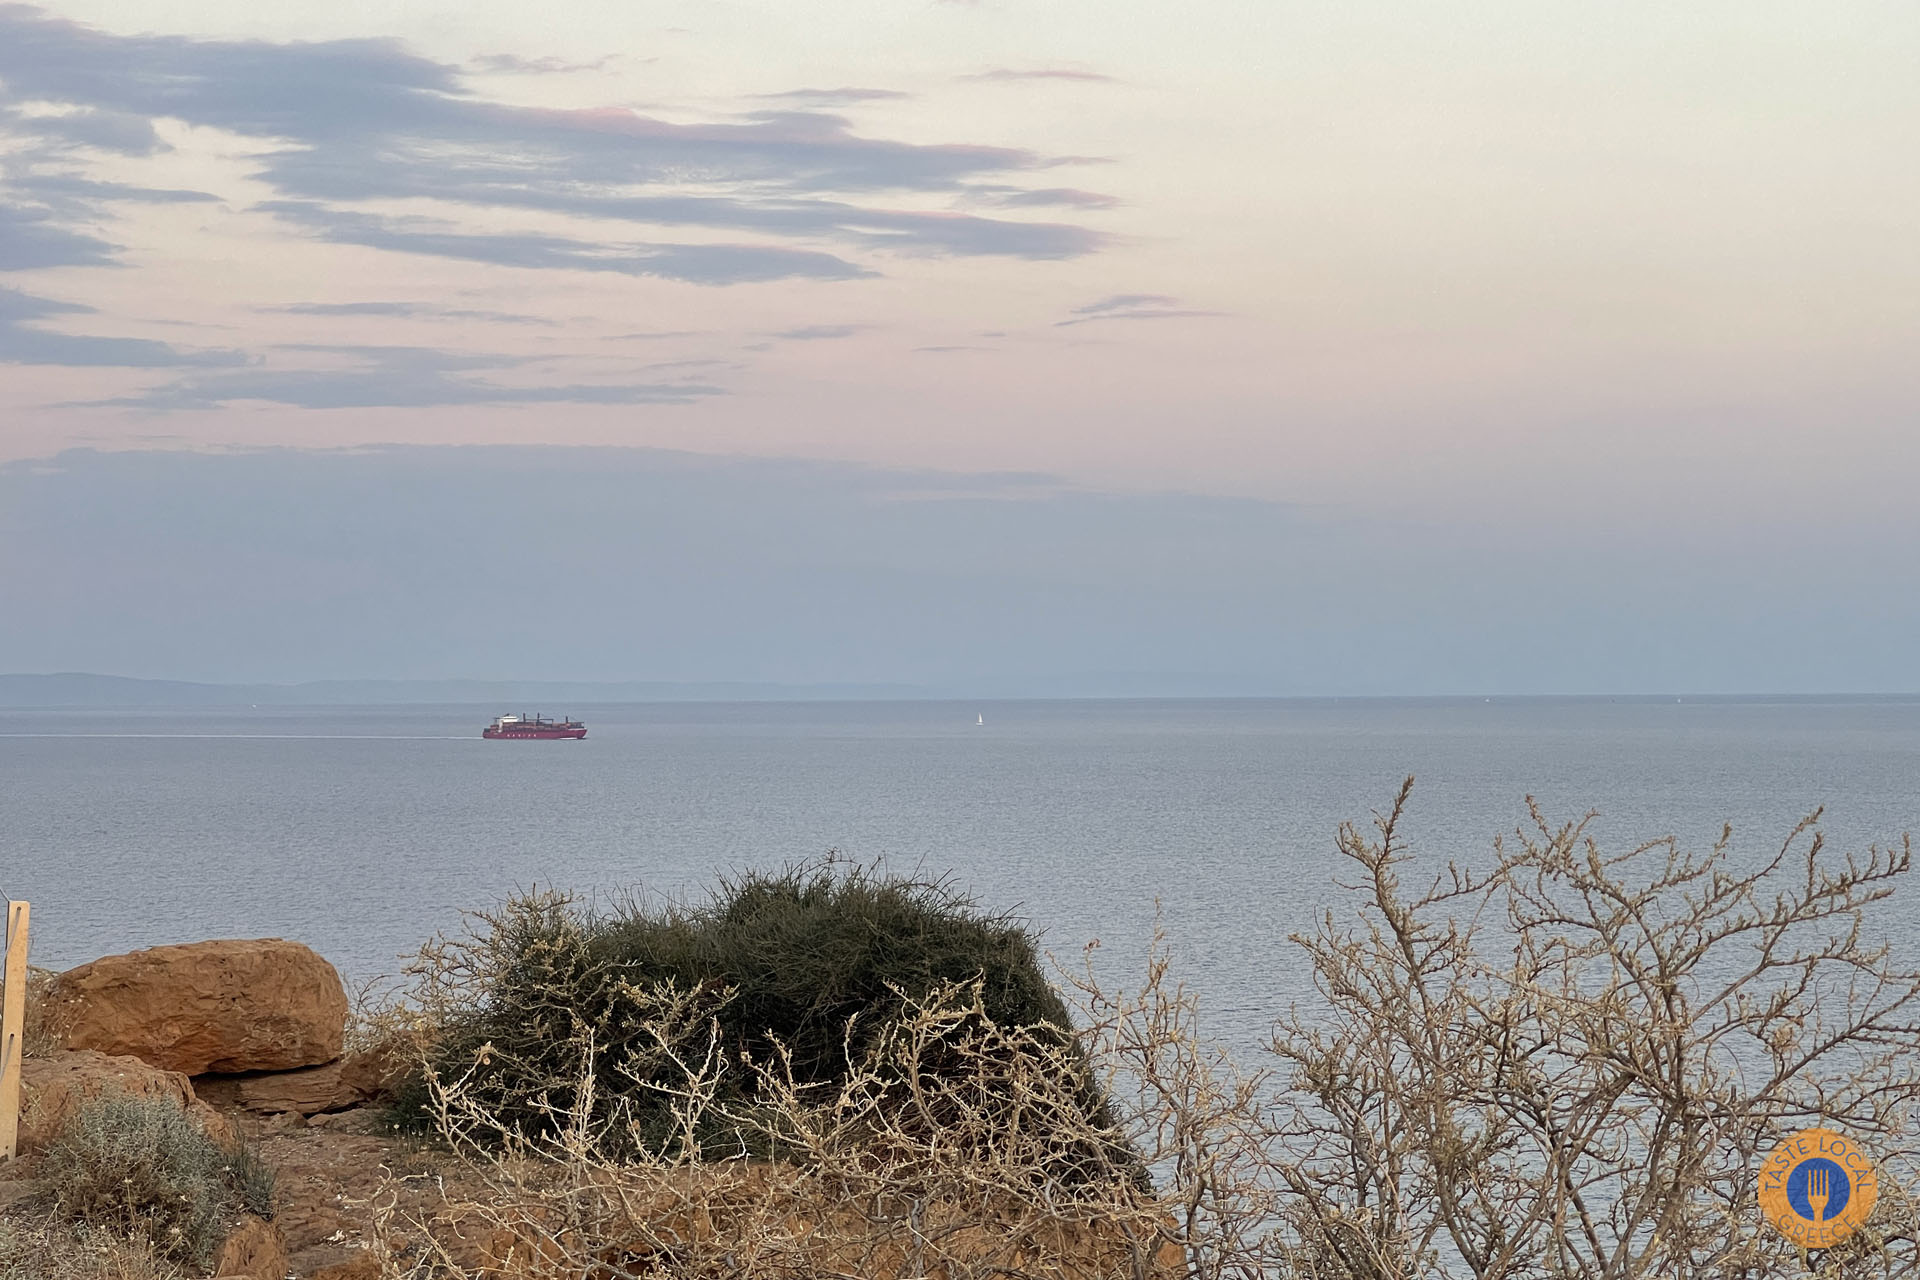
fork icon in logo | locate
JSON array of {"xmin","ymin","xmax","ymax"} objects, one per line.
[
  {"xmin": 1788, "ymin": 1157, "xmax": 1849, "ymax": 1223},
  {"xmin": 1808, "ymin": 1165, "xmax": 1831, "ymax": 1222}
]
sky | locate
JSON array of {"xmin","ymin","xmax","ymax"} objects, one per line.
[{"xmin": 2, "ymin": 2, "xmax": 1917, "ymax": 691}]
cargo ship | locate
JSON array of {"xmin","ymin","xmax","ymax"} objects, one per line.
[{"xmin": 482, "ymin": 713, "xmax": 587, "ymax": 740}]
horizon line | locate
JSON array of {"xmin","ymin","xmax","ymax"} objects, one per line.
[{"xmin": 4, "ymin": 672, "xmax": 1919, "ymax": 708}]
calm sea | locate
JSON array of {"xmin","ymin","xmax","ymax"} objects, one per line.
[{"xmin": 5, "ymin": 697, "xmax": 1919, "ymax": 1045}]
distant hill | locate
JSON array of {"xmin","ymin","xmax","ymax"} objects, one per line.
[{"xmin": 0, "ymin": 672, "xmax": 929, "ymax": 708}]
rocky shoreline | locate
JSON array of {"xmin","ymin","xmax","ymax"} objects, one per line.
[{"xmin": 5, "ymin": 938, "xmax": 431, "ymax": 1280}]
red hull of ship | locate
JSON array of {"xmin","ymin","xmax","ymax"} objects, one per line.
[{"xmin": 482, "ymin": 726, "xmax": 587, "ymax": 740}]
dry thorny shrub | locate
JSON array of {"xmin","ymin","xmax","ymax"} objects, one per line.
[
  {"xmin": 1272, "ymin": 779, "xmax": 1920, "ymax": 1280},
  {"xmin": 30, "ymin": 1095, "xmax": 274, "ymax": 1271},
  {"xmin": 360, "ymin": 781, "xmax": 1920, "ymax": 1279},
  {"xmin": 369, "ymin": 977, "xmax": 1191, "ymax": 1280},
  {"xmin": 0, "ymin": 1213, "xmax": 183, "ymax": 1280}
]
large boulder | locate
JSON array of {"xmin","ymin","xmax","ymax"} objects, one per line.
[
  {"xmin": 19, "ymin": 1049, "xmax": 234, "ymax": 1153},
  {"xmin": 48, "ymin": 939, "xmax": 348, "ymax": 1075}
]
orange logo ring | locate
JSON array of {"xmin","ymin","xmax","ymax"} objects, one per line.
[{"xmin": 1758, "ymin": 1127, "xmax": 1879, "ymax": 1249}]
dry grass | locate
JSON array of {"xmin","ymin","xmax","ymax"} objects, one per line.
[
  {"xmin": 369, "ymin": 976, "xmax": 1192, "ymax": 1279},
  {"xmin": 0, "ymin": 1213, "xmax": 182, "ymax": 1280},
  {"xmin": 32, "ymin": 1096, "xmax": 274, "ymax": 1270},
  {"xmin": 15, "ymin": 966, "xmax": 56, "ymax": 1059}
]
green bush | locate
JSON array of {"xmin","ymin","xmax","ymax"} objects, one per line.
[
  {"xmin": 32, "ymin": 1096, "xmax": 273, "ymax": 1269},
  {"xmin": 399, "ymin": 861, "xmax": 1121, "ymax": 1164}
]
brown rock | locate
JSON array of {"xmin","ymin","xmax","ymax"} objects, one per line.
[
  {"xmin": 306, "ymin": 1252, "xmax": 381, "ymax": 1280},
  {"xmin": 213, "ymin": 1214, "xmax": 289, "ymax": 1280},
  {"xmin": 336, "ymin": 1041, "xmax": 409, "ymax": 1102},
  {"xmin": 48, "ymin": 939, "xmax": 348, "ymax": 1074},
  {"xmin": 195, "ymin": 1060, "xmax": 371, "ymax": 1117},
  {"xmin": 192, "ymin": 1098, "xmax": 239, "ymax": 1149},
  {"xmin": 285, "ymin": 1250, "xmax": 349, "ymax": 1279},
  {"xmin": 20, "ymin": 1049, "xmax": 198, "ymax": 1153},
  {"xmin": 274, "ymin": 1198, "xmax": 352, "ymax": 1253}
]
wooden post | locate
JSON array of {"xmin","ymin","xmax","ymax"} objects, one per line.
[{"xmin": 0, "ymin": 900, "xmax": 28, "ymax": 1162}]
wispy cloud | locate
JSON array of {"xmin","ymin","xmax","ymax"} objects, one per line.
[
  {"xmin": 273, "ymin": 343, "xmax": 508, "ymax": 368},
  {"xmin": 0, "ymin": 5, "xmax": 1133, "ymax": 415},
  {"xmin": 1055, "ymin": 293, "xmax": 1224, "ymax": 326},
  {"xmin": 256, "ymin": 202, "xmax": 876, "ymax": 284},
  {"xmin": 7, "ymin": 172, "xmax": 220, "ymax": 209},
  {"xmin": 771, "ymin": 324, "xmax": 868, "ymax": 341},
  {"xmin": 253, "ymin": 155, "xmax": 1104, "ymax": 259},
  {"xmin": 642, "ymin": 357, "xmax": 738, "ymax": 372},
  {"xmin": 755, "ymin": 87, "xmax": 911, "ymax": 105},
  {"xmin": 964, "ymin": 68, "xmax": 1119, "ymax": 84},
  {"xmin": 0, "ymin": 286, "xmax": 243, "ymax": 366},
  {"xmin": 1075, "ymin": 294, "xmax": 1178, "ymax": 312},
  {"xmin": 4, "ymin": 105, "xmax": 168, "ymax": 154},
  {"xmin": 471, "ymin": 52, "xmax": 616, "ymax": 75},
  {"xmin": 0, "ymin": 5, "xmax": 1107, "ymax": 281},
  {"xmin": 983, "ymin": 187, "xmax": 1120, "ymax": 210},
  {"xmin": 79, "ymin": 343, "xmax": 722, "ymax": 409},
  {"xmin": 0, "ymin": 201, "xmax": 119, "ymax": 270},
  {"xmin": 265, "ymin": 301, "xmax": 556, "ymax": 326}
]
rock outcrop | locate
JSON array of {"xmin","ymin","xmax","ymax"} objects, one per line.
[
  {"xmin": 335, "ymin": 1040, "xmax": 408, "ymax": 1102},
  {"xmin": 305, "ymin": 1254, "xmax": 381, "ymax": 1280},
  {"xmin": 212, "ymin": 1213, "xmax": 290, "ymax": 1280},
  {"xmin": 19, "ymin": 1049, "xmax": 234, "ymax": 1153},
  {"xmin": 47, "ymin": 939, "xmax": 348, "ymax": 1075},
  {"xmin": 194, "ymin": 1059, "xmax": 373, "ymax": 1117}
]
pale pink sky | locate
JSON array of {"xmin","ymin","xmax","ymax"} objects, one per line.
[{"xmin": 3, "ymin": 0, "xmax": 1917, "ymax": 537}]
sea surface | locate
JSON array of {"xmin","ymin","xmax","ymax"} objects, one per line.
[{"xmin": 4, "ymin": 696, "xmax": 1920, "ymax": 1048}]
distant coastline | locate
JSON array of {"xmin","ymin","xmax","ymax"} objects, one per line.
[
  {"xmin": 4, "ymin": 671, "xmax": 1919, "ymax": 708},
  {"xmin": 0, "ymin": 671, "xmax": 927, "ymax": 707}
]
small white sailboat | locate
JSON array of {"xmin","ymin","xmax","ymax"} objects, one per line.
[{"xmin": 977, "ymin": 713, "xmax": 984, "ymax": 726}]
